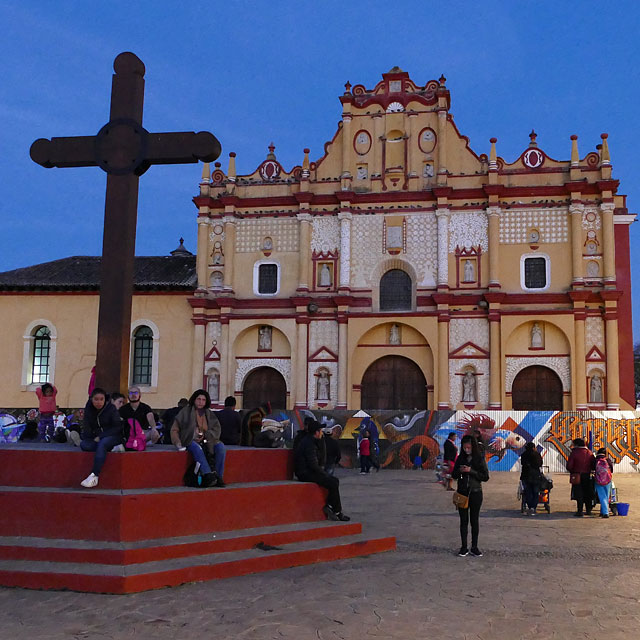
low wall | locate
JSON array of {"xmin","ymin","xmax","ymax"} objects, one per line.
[{"xmin": 3, "ymin": 407, "xmax": 640, "ymax": 473}]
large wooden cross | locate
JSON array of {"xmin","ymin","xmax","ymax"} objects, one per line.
[{"xmin": 30, "ymin": 52, "xmax": 221, "ymax": 393}]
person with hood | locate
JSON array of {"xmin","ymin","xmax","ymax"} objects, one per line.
[
  {"xmin": 452, "ymin": 435, "xmax": 489, "ymax": 557},
  {"xmin": 566, "ymin": 437, "xmax": 596, "ymax": 516},
  {"xmin": 171, "ymin": 389, "xmax": 226, "ymax": 487},
  {"xmin": 294, "ymin": 422, "xmax": 350, "ymax": 522},
  {"xmin": 592, "ymin": 447, "xmax": 614, "ymax": 518},
  {"xmin": 520, "ymin": 442, "xmax": 543, "ymax": 516},
  {"xmin": 79, "ymin": 387, "xmax": 125, "ymax": 488}
]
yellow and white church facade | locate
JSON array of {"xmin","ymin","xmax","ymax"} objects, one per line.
[{"xmin": 0, "ymin": 68, "xmax": 635, "ymax": 411}]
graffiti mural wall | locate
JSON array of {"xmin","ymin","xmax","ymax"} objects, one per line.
[{"xmin": 2, "ymin": 405, "xmax": 639, "ymax": 473}]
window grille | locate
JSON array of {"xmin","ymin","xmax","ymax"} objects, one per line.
[
  {"xmin": 524, "ymin": 257, "xmax": 547, "ymax": 289},
  {"xmin": 258, "ymin": 264, "xmax": 278, "ymax": 294},
  {"xmin": 132, "ymin": 326, "xmax": 153, "ymax": 385},
  {"xmin": 31, "ymin": 326, "xmax": 50, "ymax": 384},
  {"xmin": 380, "ymin": 269, "xmax": 412, "ymax": 311}
]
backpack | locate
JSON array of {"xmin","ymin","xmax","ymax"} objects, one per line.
[
  {"xmin": 594, "ymin": 457, "xmax": 612, "ymax": 486},
  {"xmin": 125, "ymin": 418, "xmax": 147, "ymax": 451}
]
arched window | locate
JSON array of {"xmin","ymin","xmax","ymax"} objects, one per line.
[
  {"xmin": 380, "ymin": 269, "xmax": 412, "ymax": 311},
  {"xmin": 31, "ymin": 326, "xmax": 51, "ymax": 384},
  {"xmin": 132, "ymin": 326, "xmax": 153, "ymax": 385}
]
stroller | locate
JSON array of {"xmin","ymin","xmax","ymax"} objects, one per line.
[{"xmin": 519, "ymin": 465, "xmax": 553, "ymax": 514}]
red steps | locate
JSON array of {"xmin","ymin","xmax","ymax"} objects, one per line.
[{"xmin": 0, "ymin": 444, "xmax": 396, "ymax": 593}]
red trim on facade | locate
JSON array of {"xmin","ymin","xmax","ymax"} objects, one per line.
[{"xmin": 614, "ymin": 222, "xmax": 634, "ymax": 407}]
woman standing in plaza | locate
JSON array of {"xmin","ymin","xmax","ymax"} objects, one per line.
[
  {"xmin": 566, "ymin": 438, "xmax": 595, "ymax": 517},
  {"xmin": 452, "ymin": 435, "xmax": 489, "ymax": 557},
  {"xmin": 520, "ymin": 442, "xmax": 543, "ymax": 515}
]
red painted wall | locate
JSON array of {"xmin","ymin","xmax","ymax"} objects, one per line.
[{"xmin": 615, "ymin": 223, "xmax": 635, "ymax": 407}]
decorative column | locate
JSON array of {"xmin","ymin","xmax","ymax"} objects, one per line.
[
  {"xmin": 486, "ymin": 206, "xmax": 501, "ymax": 288},
  {"xmin": 295, "ymin": 319, "xmax": 308, "ymax": 408},
  {"xmin": 436, "ymin": 208, "xmax": 450, "ymax": 288},
  {"xmin": 338, "ymin": 211, "xmax": 352, "ymax": 289},
  {"xmin": 437, "ymin": 314, "xmax": 450, "ymax": 409},
  {"xmin": 341, "ymin": 113, "xmax": 352, "ymax": 179},
  {"xmin": 219, "ymin": 319, "xmax": 231, "ymax": 402},
  {"xmin": 407, "ymin": 111, "xmax": 418, "ymax": 178},
  {"xmin": 436, "ymin": 109, "xmax": 448, "ymax": 182},
  {"xmin": 601, "ymin": 202, "xmax": 616, "ymax": 287},
  {"xmin": 223, "ymin": 216, "xmax": 236, "ymax": 290},
  {"xmin": 604, "ymin": 306, "xmax": 620, "ymax": 409},
  {"xmin": 372, "ymin": 113, "xmax": 383, "ymax": 181},
  {"xmin": 191, "ymin": 320, "xmax": 206, "ymax": 391},
  {"xmin": 297, "ymin": 213, "xmax": 312, "ymax": 290},
  {"xmin": 570, "ymin": 293, "xmax": 589, "ymax": 409},
  {"xmin": 337, "ymin": 315, "xmax": 348, "ymax": 408},
  {"xmin": 488, "ymin": 313, "xmax": 501, "ymax": 409},
  {"xmin": 196, "ymin": 215, "xmax": 210, "ymax": 288},
  {"xmin": 569, "ymin": 202, "xmax": 584, "ymax": 287}
]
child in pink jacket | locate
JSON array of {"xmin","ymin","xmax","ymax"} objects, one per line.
[{"xmin": 36, "ymin": 383, "xmax": 57, "ymax": 442}]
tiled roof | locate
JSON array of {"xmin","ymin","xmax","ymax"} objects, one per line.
[{"xmin": 0, "ymin": 256, "xmax": 197, "ymax": 291}]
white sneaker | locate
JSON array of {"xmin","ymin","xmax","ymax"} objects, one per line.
[
  {"xmin": 112, "ymin": 444, "xmax": 125, "ymax": 453},
  {"xmin": 81, "ymin": 473, "xmax": 99, "ymax": 488}
]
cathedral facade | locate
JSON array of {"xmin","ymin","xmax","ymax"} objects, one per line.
[{"xmin": 1, "ymin": 69, "xmax": 635, "ymax": 411}]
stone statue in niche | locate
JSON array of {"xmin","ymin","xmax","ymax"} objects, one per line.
[
  {"xmin": 590, "ymin": 374, "xmax": 603, "ymax": 403},
  {"xmin": 319, "ymin": 263, "xmax": 332, "ymax": 287},
  {"xmin": 423, "ymin": 163, "xmax": 434, "ymax": 178},
  {"xmin": 586, "ymin": 261, "xmax": 600, "ymax": 278},
  {"xmin": 207, "ymin": 371, "xmax": 220, "ymax": 402},
  {"xmin": 530, "ymin": 323, "xmax": 543, "ymax": 348},
  {"xmin": 263, "ymin": 237, "xmax": 273, "ymax": 251},
  {"xmin": 386, "ymin": 226, "xmax": 403, "ymax": 249},
  {"xmin": 462, "ymin": 370, "xmax": 477, "ymax": 402},
  {"xmin": 356, "ymin": 165, "xmax": 368, "ymax": 180},
  {"xmin": 211, "ymin": 271, "xmax": 223, "ymax": 288},
  {"xmin": 463, "ymin": 259, "xmax": 475, "ymax": 282},
  {"xmin": 258, "ymin": 325, "xmax": 272, "ymax": 351},
  {"xmin": 212, "ymin": 252, "xmax": 222, "ymax": 265},
  {"xmin": 316, "ymin": 371, "xmax": 330, "ymax": 400},
  {"xmin": 389, "ymin": 324, "xmax": 401, "ymax": 345}
]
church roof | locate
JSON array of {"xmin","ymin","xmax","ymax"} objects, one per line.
[{"xmin": 0, "ymin": 256, "xmax": 197, "ymax": 291}]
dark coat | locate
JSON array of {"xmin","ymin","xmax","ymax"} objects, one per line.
[
  {"xmin": 520, "ymin": 448, "xmax": 543, "ymax": 483},
  {"xmin": 443, "ymin": 438, "xmax": 457, "ymax": 462},
  {"xmin": 294, "ymin": 433, "xmax": 325, "ymax": 478},
  {"xmin": 82, "ymin": 400, "xmax": 123, "ymax": 442},
  {"xmin": 452, "ymin": 451, "xmax": 489, "ymax": 493},
  {"xmin": 566, "ymin": 447, "xmax": 595, "ymax": 474},
  {"xmin": 324, "ymin": 434, "xmax": 341, "ymax": 466},
  {"xmin": 216, "ymin": 407, "xmax": 242, "ymax": 445}
]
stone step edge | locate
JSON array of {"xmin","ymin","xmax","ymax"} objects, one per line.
[{"xmin": 0, "ymin": 521, "xmax": 363, "ymax": 565}]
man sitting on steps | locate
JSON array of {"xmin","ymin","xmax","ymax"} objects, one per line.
[{"xmin": 293, "ymin": 421, "xmax": 350, "ymax": 522}]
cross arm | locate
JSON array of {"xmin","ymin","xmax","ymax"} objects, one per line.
[
  {"xmin": 30, "ymin": 136, "xmax": 98, "ymax": 168},
  {"xmin": 145, "ymin": 131, "xmax": 221, "ymax": 165}
]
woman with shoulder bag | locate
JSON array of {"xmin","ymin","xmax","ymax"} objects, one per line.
[
  {"xmin": 566, "ymin": 438, "xmax": 595, "ymax": 517},
  {"xmin": 451, "ymin": 435, "xmax": 489, "ymax": 557}
]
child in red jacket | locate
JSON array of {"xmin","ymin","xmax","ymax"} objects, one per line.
[{"xmin": 36, "ymin": 383, "xmax": 57, "ymax": 442}]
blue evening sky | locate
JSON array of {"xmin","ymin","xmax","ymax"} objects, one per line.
[{"xmin": 1, "ymin": 1, "xmax": 639, "ymax": 334}]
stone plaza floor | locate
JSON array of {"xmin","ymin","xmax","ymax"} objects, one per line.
[{"xmin": 1, "ymin": 470, "xmax": 639, "ymax": 639}]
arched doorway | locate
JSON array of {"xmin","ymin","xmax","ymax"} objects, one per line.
[
  {"xmin": 512, "ymin": 365, "xmax": 563, "ymax": 410},
  {"xmin": 242, "ymin": 367, "xmax": 287, "ymax": 410},
  {"xmin": 361, "ymin": 356, "xmax": 427, "ymax": 410}
]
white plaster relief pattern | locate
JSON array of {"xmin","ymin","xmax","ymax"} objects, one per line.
[
  {"xmin": 450, "ymin": 359, "xmax": 489, "ymax": 407},
  {"xmin": 449, "ymin": 319, "xmax": 489, "ymax": 352},
  {"xmin": 311, "ymin": 216, "xmax": 340, "ymax": 253},
  {"xmin": 236, "ymin": 219, "xmax": 299, "ymax": 252},
  {"xmin": 209, "ymin": 229, "xmax": 225, "ymax": 243},
  {"xmin": 235, "ymin": 358, "xmax": 291, "ymax": 393},
  {"xmin": 206, "ymin": 321, "xmax": 222, "ymax": 345},
  {"xmin": 307, "ymin": 362, "xmax": 338, "ymax": 408},
  {"xmin": 309, "ymin": 320, "xmax": 339, "ymax": 355},
  {"xmin": 436, "ymin": 211, "xmax": 449, "ymax": 286},
  {"xmin": 505, "ymin": 356, "xmax": 571, "ymax": 392},
  {"xmin": 351, "ymin": 215, "xmax": 384, "ymax": 287},
  {"xmin": 585, "ymin": 317, "xmax": 604, "ymax": 351},
  {"xmin": 582, "ymin": 206, "xmax": 602, "ymax": 231},
  {"xmin": 339, "ymin": 216, "xmax": 351, "ymax": 287},
  {"xmin": 405, "ymin": 214, "xmax": 437, "ymax": 287},
  {"xmin": 499, "ymin": 209, "xmax": 569, "ymax": 244},
  {"xmin": 586, "ymin": 363, "xmax": 606, "ymax": 376},
  {"xmin": 448, "ymin": 212, "xmax": 488, "ymax": 252}
]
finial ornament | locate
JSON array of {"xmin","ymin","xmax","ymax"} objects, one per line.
[
  {"xmin": 570, "ymin": 135, "xmax": 579, "ymax": 167},
  {"xmin": 489, "ymin": 137, "xmax": 498, "ymax": 171},
  {"xmin": 529, "ymin": 130, "xmax": 538, "ymax": 147},
  {"xmin": 600, "ymin": 133, "xmax": 611, "ymax": 166},
  {"xmin": 344, "ymin": 81, "xmax": 352, "ymax": 93}
]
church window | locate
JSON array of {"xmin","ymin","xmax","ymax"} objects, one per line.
[
  {"xmin": 132, "ymin": 326, "xmax": 153, "ymax": 386},
  {"xmin": 380, "ymin": 269, "xmax": 412, "ymax": 311},
  {"xmin": 521, "ymin": 255, "xmax": 549, "ymax": 290},
  {"xmin": 31, "ymin": 326, "xmax": 51, "ymax": 384},
  {"xmin": 255, "ymin": 262, "xmax": 280, "ymax": 295}
]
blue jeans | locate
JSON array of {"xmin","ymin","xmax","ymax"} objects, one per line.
[
  {"xmin": 187, "ymin": 441, "xmax": 226, "ymax": 478},
  {"xmin": 595, "ymin": 482, "xmax": 612, "ymax": 515},
  {"xmin": 80, "ymin": 435, "xmax": 122, "ymax": 475}
]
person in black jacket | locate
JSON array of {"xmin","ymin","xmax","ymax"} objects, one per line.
[
  {"xmin": 216, "ymin": 396, "xmax": 242, "ymax": 445},
  {"xmin": 442, "ymin": 432, "xmax": 457, "ymax": 491},
  {"xmin": 80, "ymin": 387, "xmax": 124, "ymax": 488},
  {"xmin": 294, "ymin": 422, "xmax": 350, "ymax": 521},
  {"xmin": 520, "ymin": 442, "xmax": 543, "ymax": 516},
  {"xmin": 452, "ymin": 435, "xmax": 489, "ymax": 557}
]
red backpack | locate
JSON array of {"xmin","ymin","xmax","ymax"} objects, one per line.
[
  {"xmin": 594, "ymin": 457, "xmax": 612, "ymax": 486},
  {"xmin": 125, "ymin": 418, "xmax": 147, "ymax": 451}
]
